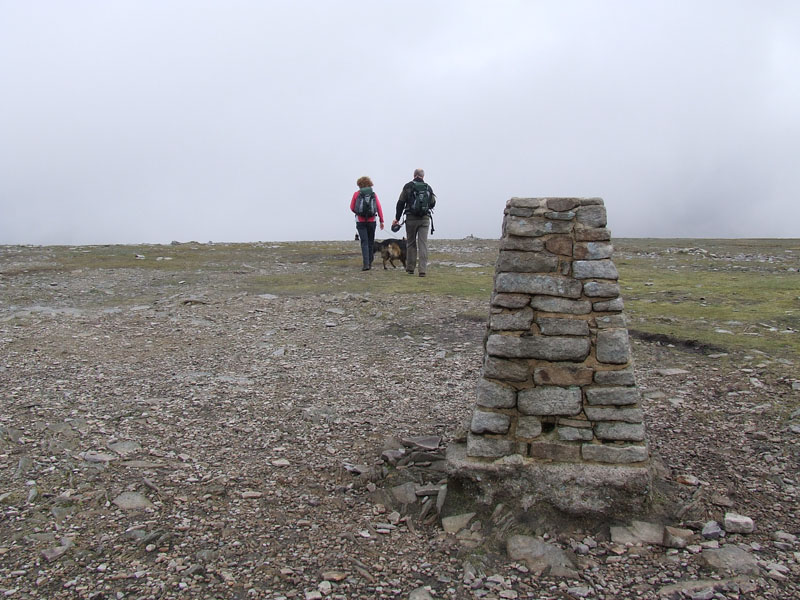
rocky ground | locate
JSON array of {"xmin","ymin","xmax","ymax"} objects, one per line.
[{"xmin": 1, "ymin": 240, "xmax": 798, "ymax": 600}]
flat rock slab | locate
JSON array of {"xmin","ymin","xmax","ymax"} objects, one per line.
[
  {"xmin": 441, "ymin": 512, "xmax": 475, "ymax": 534},
  {"xmin": 506, "ymin": 535, "xmax": 578, "ymax": 577},
  {"xmin": 700, "ymin": 546, "xmax": 759, "ymax": 575},
  {"xmin": 113, "ymin": 492, "xmax": 154, "ymax": 510},
  {"xmin": 402, "ymin": 436, "xmax": 441, "ymax": 451}
]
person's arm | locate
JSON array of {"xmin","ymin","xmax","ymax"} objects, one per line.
[
  {"xmin": 393, "ymin": 184, "xmax": 407, "ymax": 223},
  {"xmin": 350, "ymin": 191, "xmax": 358, "ymax": 213},
  {"xmin": 376, "ymin": 195, "xmax": 385, "ymax": 229}
]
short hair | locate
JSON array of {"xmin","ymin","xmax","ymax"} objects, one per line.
[
  {"xmin": 413, "ymin": 168, "xmax": 425, "ymax": 178},
  {"xmin": 356, "ymin": 176, "xmax": 373, "ymax": 188}
]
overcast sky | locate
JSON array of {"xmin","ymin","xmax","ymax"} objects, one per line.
[{"xmin": 1, "ymin": 1, "xmax": 798, "ymax": 245}]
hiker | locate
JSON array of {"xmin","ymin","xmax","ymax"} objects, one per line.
[
  {"xmin": 350, "ymin": 176, "xmax": 384, "ymax": 271},
  {"xmin": 392, "ymin": 168, "xmax": 435, "ymax": 277}
]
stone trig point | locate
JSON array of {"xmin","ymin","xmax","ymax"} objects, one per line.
[{"xmin": 446, "ymin": 197, "xmax": 651, "ymax": 520}]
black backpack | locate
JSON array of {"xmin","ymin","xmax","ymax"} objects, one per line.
[
  {"xmin": 354, "ymin": 188, "xmax": 377, "ymax": 218},
  {"xmin": 407, "ymin": 181, "xmax": 435, "ymax": 217}
]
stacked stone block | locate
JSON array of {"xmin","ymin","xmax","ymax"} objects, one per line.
[{"xmin": 467, "ymin": 197, "xmax": 649, "ymax": 467}]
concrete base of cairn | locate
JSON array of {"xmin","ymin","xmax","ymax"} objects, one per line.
[{"xmin": 448, "ymin": 197, "xmax": 652, "ymax": 520}]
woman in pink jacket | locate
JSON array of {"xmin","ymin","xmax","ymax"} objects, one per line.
[{"xmin": 350, "ymin": 176, "xmax": 384, "ymax": 270}]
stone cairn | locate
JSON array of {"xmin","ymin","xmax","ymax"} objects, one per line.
[{"xmin": 465, "ymin": 197, "xmax": 649, "ymax": 477}]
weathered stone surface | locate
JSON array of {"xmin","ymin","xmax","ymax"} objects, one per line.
[
  {"xmin": 490, "ymin": 307, "xmax": 534, "ymax": 331},
  {"xmin": 530, "ymin": 296, "xmax": 592, "ymax": 315},
  {"xmin": 506, "ymin": 206, "xmax": 536, "ymax": 217},
  {"xmin": 536, "ymin": 317, "xmax": 590, "ymax": 336},
  {"xmin": 517, "ymin": 416, "xmax": 543, "ymax": 438},
  {"xmin": 113, "ymin": 492, "xmax": 153, "ymax": 510},
  {"xmin": 495, "ymin": 273, "xmax": 582, "ymax": 298},
  {"xmin": 581, "ymin": 443, "xmax": 648, "ymax": 463},
  {"xmin": 583, "ymin": 281, "xmax": 620, "ymax": 297},
  {"xmin": 574, "ymin": 226, "xmax": 611, "ymax": 241},
  {"xmin": 611, "ymin": 521, "xmax": 664, "ymax": 545},
  {"xmin": 500, "ymin": 236, "xmax": 545, "ymax": 252},
  {"xmin": 576, "ymin": 205, "xmax": 607, "ymax": 228},
  {"xmin": 441, "ymin": 512, "xmax": 476, "ymax": 534},
  {"xmin": 596, "ymin": 329, "xmax": 631, "ymax": 364},
  {"xmin": 544, "ymin": 210, "xmax": 575, "ymax": 221},
  {"xmin": 466, "ymin": 433, "xmax": 515, "ymax": 458},
  {"xmin": 558, "ymin": 427, "xmax": 594, "ymax": 442},
  {"xmin": 700, "ymin": 546, "xmax": 759, "ymax": 575},
  {"xmin": 593, "ymin": 367, "xmax": 636, "ymax": 385},
  {"xmin": 505, "ymin": 216, "xmax": 573, "ymax": 237},
  {"xmin": 558, "ymin": 417, "xmax": 591, "ymax": 428},
  {"xmin": 574, "ymin": 242, "xmax": 613, "ymax": 260},
  {"xmin": 584, "ymin": 406, "xmax": 643, "ymax": 423},
  {"xmin": 546, "ymin": 198, "xmax": 580, "ymax": 212},
  {"xmin": 529, "ymin": 441, "xmax": 581, "ymax": 462},
  {"xmin": 585, "ymin": 386, "xmax": 640, "ymax": 406},
  {"xmin": 495, "ymin": 251, "xmax": 559, "ymax": 273},
  {"xmin": 593, "ymin": 298, "xmax": 624, "ymax": 312},
  {"xmin": 471, "ymin": 411, "xmax": 511, "ymax": 434},
  {"xmin": 483, "ymin": 357, "xmax": 530, "ymax": 382},
  {"xmin": 544, "ymin": 236, "xmax": 573, "ymax": 256},
  {"xmin": 724, "ymin": 512, "xmax": 755, "ymax": 534},
  {"xmin": 508, "ymin": 197, "xmax": 544, "ymax": 209},
  {"xmin": 506, "ymin": 535, "xmax": 578, "ymax": 577},
  {"xmin": 573, "ymin": 260, "xmax": 618, "ymax": 280},
  {"xmin": 491, "ymin": 292, "xmax": 531, "ymax": 308},
  {"xmin": 487, "ymin": 334, "xmax": 591, "ymax": 361},
  {"xmin": 518, "ymin": 386, "xmax": 582, "ymax": 416},
  {"xmin": 595, "ymin": 314, "xmax": 627, "ymax": 328},
  {"xmin": 476, "ymin": 378, "xmax": 517, "ymax": 409},
  {"xmin": 594, "ymin": 422, "xmax": 646, "ymax": 442},
  {"xmin": 663, "ymin": 526, "xmax": 695, "ymax": 549},
  {"xmin": 534, "ymin": 365, "xmax": 593, "ymax": 386}
]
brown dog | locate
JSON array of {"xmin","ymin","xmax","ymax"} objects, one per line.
[{"xmin": 373, "ymin": 238, "xmax": 407, "ymax": 270}]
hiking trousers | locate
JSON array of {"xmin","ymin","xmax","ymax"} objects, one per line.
[
  {"xmin": 355, "ymin": 221, "xmax": 377, "ymax": 268},
  {"xmin": 405, "ymin": 215, "xmax": 430, "ymax": 275}
]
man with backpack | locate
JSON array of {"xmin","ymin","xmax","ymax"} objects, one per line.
[
  {"xmin": 350, "ymin": 175, "xmax": 384, "ymax": 271},
  {"xmin": 392, "ymin": 168, "xmax": 436, "ymax": 277}
]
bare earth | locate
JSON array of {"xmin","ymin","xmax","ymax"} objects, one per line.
[{"xmin": 1, "ymin": 239, "xmax": 798, "ymax": 600}]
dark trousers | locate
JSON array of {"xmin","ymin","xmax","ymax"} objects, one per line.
[{"xmin": 356, "ymin": 221, "xmax": 377, "ymax": 268}]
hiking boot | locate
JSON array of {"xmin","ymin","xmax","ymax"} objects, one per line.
[
  {"xmin": 406, "ymin": 270, "xmax": 414, "ymax": 275},
  {"xmin": 361, "ymin": 266, "xmax": 370, "ymax": 271},
  {"xmin": 419, "ymin": 273, "xmax": 426, "ymax": 277}
]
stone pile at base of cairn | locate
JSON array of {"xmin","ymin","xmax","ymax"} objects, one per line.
[{"xmin": 446, "ymin": 197, "xmax": 651, "ymax": 519}]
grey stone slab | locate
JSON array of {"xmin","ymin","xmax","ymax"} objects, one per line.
[
  {"xmin": 595, "ymin": 314, "xmax": 627, "ymax": 329},
  {"xmin": 583, "ymin": 281, "xmax": 620, "ymax": 298},
  {"xmin": 517, "ymin": 415, "xmax": 543, "ymax": 438},
  {"xmin": 593, "ymin": 298, "xmax": 624, "ymax": 312},
  {"xmin": 593, "ymin": 367, "xmax": 636, "ymax": 386},
  {"xmin": 530, "ymin": 296, "xmax": 592, "ymax": 315},
  {"xmin": 573, "ymin": 260, "xmax": 619, "ymax": 280},
  {"xmin": 546, "ymin": 198, "xmax": 580, "ymax": 211},
  {"xmin": 534, "ymin": 365, "xmax": 594, "ymax": 386},
  {"xmin": 466, "ymin": 433, "xmax": 515, "ymax": 458},
  {"xmin": 575, "ymin": 226, "xmax": 611, "ymax": 241},
  {"xmin": 594, "ymin": 422, "xmax": 646, "ymax": 441},
  {"xmin": 576, "ymin": 205, "xmax": 607, "ymax": 228},
  {"xmin": 471, "ymin": 411, "xmax": 511, "ymax": 435},
  {"xmin": 558, "ymin": 427, "xmax": 594, "ymax": 442},
  {"xmin": 585, "ymin": 386, "xmax": 641, "ymax": 406},
  {"xmin": 490, "ymin": 307, "xmax": 534, "ymax": 331},
  {"xmin": 596, "ymin": 329, "xmax": 631, "ymax": 364},
  {"xmin": 508, "ymin": 197, "xmax": 544, "ymax": 209},
  {"xmin": 518, "ymin": 386, "xmax": 582, "ymax": 416},
  {"xmin": 574, "ymin": 242, "xmax": 614, "ymax": 260},
  {"xmin": 496, "ymin": 273, "xmax": 583, "ymax": 298},
  {"xmin": 544, "ymin": 236, "xmax": 573, "ymax": 256},
  {"xmin": 536, "ymin": 317, "xmax": 590, "ymax": 336},
  {"xmin": 505, "ymin": 216, "xmax": 573, "ymax": 237},
  {"xmin": 543, "ymin": 211, "xmax": 575, "ymax": 221},
  {"xmin": 500, "ymin": 236, "xmax": 545, "ymax": 252},
  {"xmin": 581, "ymin": 444, "xmax": 648, "ymax": 463},
  {"xmin": 476, "ymin": 378, "xmax": 517, "ymax": 408},
  {"xmin": 487, "ymin": 334, "xmax": 591, "ymax": 361},
  {"xmin": 700, "ymin": 546, "xmax": 759, "ymax": 575},
  {"xmin": 529, "ymin": 441, "xmax": 582, "ymax": 462},
  {"xmin": 584, "ymin": 406, "xmax": 643, "ymax": 423},
  {"xmin": 496, "ymin": 251, "xmax": 559, "ymax": 273},
  {"xmin": 483, "ymin": 357, "xmax": 530, "ymax": 382},
  {"xmin": 491, "ymin": 293, "xmax": 531, "ymax": 309}
]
